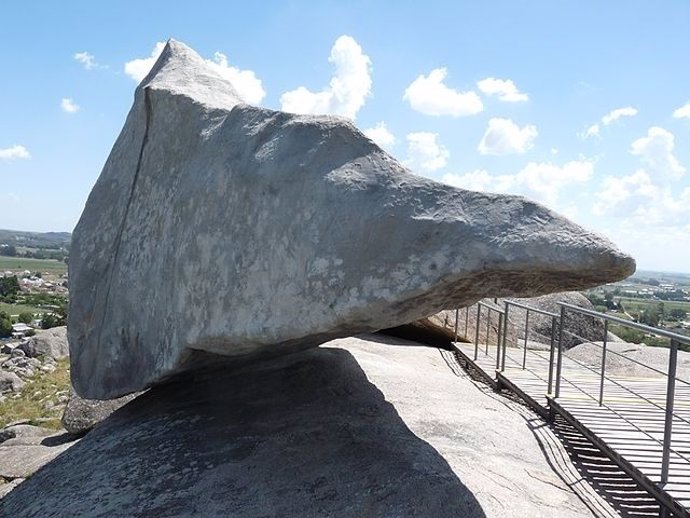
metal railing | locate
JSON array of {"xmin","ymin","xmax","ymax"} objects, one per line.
[
  {"xmin": 501, "ymin": 300, "xmax": 560, "ymax": 395},
  {"xmin": 456, "ymin": 298, "xmax": 690, "ymax": 503},
  {"xmin": 557, "ymin": 302, "xmax": 690, "ymax": 491}
]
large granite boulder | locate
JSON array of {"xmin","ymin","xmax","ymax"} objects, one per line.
[
  {"xmin": 19, "ymin": 326, "xmax": 68, "ymax": 359},
  {"xmin": 61, "ymin": 387, "xmax": 140, "ymax": 435},
  {"xmin": 1, "ymin": 336, "xmax": 594, "ymax": 517},
  {"xmin": 69, "ymin": 39, "xmax": 634, "ymax": 399}
]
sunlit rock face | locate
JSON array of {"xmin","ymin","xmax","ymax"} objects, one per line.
[{"xmin": 68, "ymin": 39, "xmax": 635, "ymax": 399}]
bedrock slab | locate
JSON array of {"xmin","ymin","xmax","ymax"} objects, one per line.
[
  {"xmin": 1, "ymin": 336, "xmax": 593, "ymax": 517},
  {"xmin": 68, "ymin": 39, "xmax": 634, "ymax": 398}
]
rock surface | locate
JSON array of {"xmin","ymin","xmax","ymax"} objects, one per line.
[
  {"xmin": 567, "ymin": 341, "xmax": 690, "ymax": 380},
  {"xmin": 19, "ymin": 326, "xmax": 69, "ymax": 359},
  {"xmin": 0, "ymin": 429, "xmax": 77, "ymax": 480},
  {"xmin": 69, "ymin": 39, "xmax": 634, "ymax": 399},
  {"xmin": 61, "ymin": 387, "xmax": 140, "ymax": 435},
  {"xmin": 0, "ymin": 371, "xmax": 24, "ymax": 393},
  {"xmin": 1, "ymin": 335, "xmax": 592, "ymax": 517}
]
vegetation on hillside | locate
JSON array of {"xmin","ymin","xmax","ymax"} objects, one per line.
[{"xmin": 0, "ymin": 358, "xmax": 71, "ymax": 430}]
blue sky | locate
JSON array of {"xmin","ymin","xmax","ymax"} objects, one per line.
[{"xmin": 2, "ymin": 1, "xmax": 689, "ymax": 272}]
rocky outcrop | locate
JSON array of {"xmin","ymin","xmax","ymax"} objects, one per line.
[
  {"xmin": 69, "ymin": 39, "xmax": 634, "ymax": 399},
  {"xmin": 0, "ymin": 426, "xmax": 78, "ymax": 498},
  {"xmin": 19, "ymin": 326, "xmax": 68, "ymax": 359},
  {"xmin": 61, "ymin": 387, "xmax": 140, "ymax": 435},
  {"xmin": 0, "ymin": 371, "xmax": 24, "ymax": 393},
  {"xmin": 1, "ymin": 335, "xmax": 592, "ymax": 517},
  {"xmin": 425, "ymin": 292, "xmax": 607, "ymax": 350},
  {"xmin": 506, "ymin": 292, "xmax": 606, "ymax": 349}
]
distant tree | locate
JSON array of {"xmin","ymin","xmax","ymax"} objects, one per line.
[
  {"xmin": 604, "ymin": 292, "xmax": 616, "ymax": 310},
  {"xmin": 0, "ymin": 276, "xmax": 20, "ymax": 298},
  {"xmin": 669, "ymin": 309, "xmax": 688, "ymax": 321},
  {"xmin": 639, "ymin": 309, "xmax": 660, "ymax": 327},
  {"xmin": 0, "ymin": 311, "xmax": 11, "ymax": 338},
  {"xmin": 24, "ymin": 329, "xmax": 36, "ymax": 337},
  {"xmin": 585, "ymin": 293, "xmax": 605, "ymax": 307},
  {"xmin": 40, "ymin": 313, "xmax": 59, "ymax": 329},
  {"xmin": 32, "ymin": 271, "xmax": 42, "ymax": 279},
  {"xmin": 0, "ymin": 244, "xmax": 17, "ymax": 257},
  {"xmin": 17, "ymin": 312, "xmax": 33, "ymax": 324}
]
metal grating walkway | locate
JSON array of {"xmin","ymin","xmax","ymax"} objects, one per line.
[{"xmin": 453, "ymin": 336, "xmax": 690, "ymax": 518}]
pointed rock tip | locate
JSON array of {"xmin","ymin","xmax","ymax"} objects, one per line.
[{"xmin": 140, "ymin": 39, "xmax": 243, "ymax": 109}]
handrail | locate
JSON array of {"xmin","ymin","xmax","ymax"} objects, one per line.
[
  {"xmin": 562, "ymin": 328, "xmax": 690, "ymax": 387},
  {"xmin": 457, "ymin": 296, "xmax": 690, "ymax": 514},
  {"xmin": 478, "ymin": 300, "xmax": 505, "ymax": 314},
  {"xmin": 559, "ymin": 302, "xmax": 690, "ymax": 345},
  {"xmin": 505, "ymin": 300, "xmax": 559, "ymax": 319}
]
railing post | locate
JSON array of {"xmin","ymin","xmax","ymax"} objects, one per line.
[
  {"xmin": 474, "ymin": 304, "xmax": 481, "ymax": 361},
  {"xmin": 495, "ymin": 313, "xmax": 503, "ymax": 370},
  {"xmin": 547, "ymin": 317, "xmax": 557, "ymax": 396},
  {"xmin": 660, "ymin": 339, "xmax": 679, "ymax": 488},
  {"xmin": 555, "ymin": 305, "xmax": 566, "ymax": 399},
  {"xmin": 501, "ymin": 301, "xmax": 510, "ymax": 372},
  {"xmin": 485, "ymin": 310, "xmax": 491, "ymax": 355},
  {"xmin": 522, "ymin": 309, "xmax": 530, "ymax": 369},
  {"xmin": 465, "ymin": 307, "xmax": 469, "ymax": 340},
  {"xmin": 453, "ymin": 308, "xmax": 459, "ymax": 344},
  {"xmin": 599, "ymin": 320, "xmax": 608, "ymax": 406}
]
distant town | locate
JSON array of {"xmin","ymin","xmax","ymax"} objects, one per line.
[{"xmin": 0, "ymin": 230, "xmax": 70, "ymax": 340}]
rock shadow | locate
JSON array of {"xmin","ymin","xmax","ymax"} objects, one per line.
[{"xmin": 3, "ymin": 347, "xmax": 485, "ymax": 517}]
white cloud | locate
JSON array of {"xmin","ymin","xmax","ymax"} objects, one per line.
[
  {"xmin": 403, "ymin": 68, "xmax": 483, "ymax": 117},
  {"xmin": 73, "ymin": 51, "xmax": 100, "ymax": 70},
  {"xmin": 478, "ymin": 118, "xmax": 537, "ymax": 155},
  {"xmin": 363, "ymin": 122, "xmax": 396, "ymax": 150},
  {"xmin": 404, "ymin": 132, "xmax": 449, "ymax": 173},
  {"xmin": 124, "ymin": 42, "xmax": 266, "ymax": 104},
  {"xmin": 673, "ymin": 102, "xmax": 690, "ymax": 119},
  {"xmin": 280, "ymin": 35, "xmax": 371, "ymax": 119},
  {"xmin": 592, "ymin": 170, "xmax": 658, "ymax": 217},
  {"xmin": 581, "ymin": 106, "xmax": 637, "ymax": 139},
  {"xmin": 124, "ymin": 42, "xmax": 166, "ymax": 83},
  {"xmin": 601, "ymin": 106, "xmax": 638, "ymax": 125},
  {"xmin": 593, "ymin": 169, "xmax": 690, "ymax": 229},
  {"xmin": 61, "ymin": 98, "xmax": 80, "ymax": 113},
  {"xmin": 205, "ymin": 52, "xmax": 265, "ymax": 104},
  {"xmin": 630, "ymin": 127, "xmax": 685, "ymax": 179},
  {"xmin": 442, "ymin": 159, "xmax": 593, "ymax": 210},
  {"xmin": 581, "ymin": 124, "xmax": 600, "ymax": 139},
  {"xmin": 0, "ymin": 145, "xmax": 31, "ymax": 160},
  {"xmin": 476, "ymin": 77, "xmax": 528, "ymax": 102}
]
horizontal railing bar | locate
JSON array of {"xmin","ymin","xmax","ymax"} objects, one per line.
[
  {"xmin": 561, "ymin": 329, "xmax": 690, "ymax": 388},
  {"xmin": 505, "ymin": 300, "xmax": 559, "ymax": 318},
  {"xmin": 477, "ymin": 300, "xmax": 505, "ymax": 314},
  {"xmin": 559, "ymin": 302, "xmax": 690, "ymax": 345}
]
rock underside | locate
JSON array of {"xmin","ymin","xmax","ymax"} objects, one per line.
[{"xmin": 68, "ymin": 39, "xmax": 634, "ymax": 399}]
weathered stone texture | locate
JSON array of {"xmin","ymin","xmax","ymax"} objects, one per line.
[{"xmin": 69, "ymin": 40, "xmax": 634, "ymax": 399}]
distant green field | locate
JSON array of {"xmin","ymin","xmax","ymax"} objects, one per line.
[
  {"xmin": 618, "ymin": 297, "xmax": 690, "ymax": 314},
  {"xmin": 0, "ymin": 256, "xmax": 67, "ymax": 275},
  {"xmin": 0, "ymin": 302, "xmax": 44, "ymax": 316}
]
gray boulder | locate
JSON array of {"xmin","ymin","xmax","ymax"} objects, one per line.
[
  {"xmin": 507, "ymin": 292, "xmax": 606, "ymax": 349},
  {"xmin": 19, "ymin": 327, "xmax": 68, "ymax": 359},
  {"xmin": 423, "ymin": 292, "xmax": 608, "ymax": 350},
  {"xmin": 61, "ymin": 387, "xmax": 140, "ymax": 435},
  {"xmin": 1, "ymin": 336, "xmax": 592, "ymax": 517},
  {"xmin": 0, "ymin": 429, "xmax": 77, "ymax": 482},
  {"xmin": 69, "ymin": 39, "xmax": 634, "ymax": 399},
  {"xmin": 0, "ymin": 371, "xmax": 24, "ymax": 393}
]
